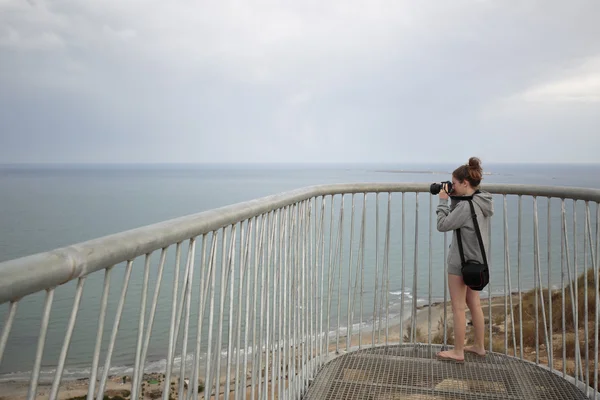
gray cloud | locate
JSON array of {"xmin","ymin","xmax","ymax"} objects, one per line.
[{"xmin": 1, "ymin": 0, "xmax": 599, "ymax": 164}]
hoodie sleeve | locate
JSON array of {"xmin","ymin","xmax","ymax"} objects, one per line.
[{"xmin": 436, "ymin": 198, "xmax": 471, "ymax": 232}]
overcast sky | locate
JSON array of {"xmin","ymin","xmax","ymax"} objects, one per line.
[{"xmin": 1, "ymin": 1, "xmax": 598, "ymax": 164}]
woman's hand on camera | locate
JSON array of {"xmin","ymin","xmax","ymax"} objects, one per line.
[{"xmin": 439, "ymin": 183, "xmax": 449, "ymax": 200}]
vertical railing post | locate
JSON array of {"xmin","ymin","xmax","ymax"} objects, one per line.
[
  {"xmin": 326, "ymin": 195, "xmax": 335, "ymax": 357},
  {"xmin": 547, "ymin": 197, "xmax": 553, "ymax": 369},
  {"xmin": 295, "ymin": 202, "xmax": 302, "ymax": 399},
  {"xmin": 324, "ymin": 195, "xmax": 335, "ymax": 359},
  {"xmin": 0, "ymin": 301, "xmax": 18, "ymax": 367},
  {"xmin": 584, "ymin": 203, "xmax": 590, "ymax": 396},
  {"xmin": 517, "ymin": 196, "xmax": 523, "ymax": 359},
  {"xmin": 411, "ymin": 193, "xmax": 419, "ymax": 343},
  {"xmin": 88, "ymin": 266, "xmax": 112, "ymax": 400},
  {"xmin": 299, "ymin": 201, "xmax": 307, "ymax": 396},
  {"xmin": 319, "ymin": 196, "xmax": 326, "ymax": 367},
  {"xmin": 275, "ymin": 210, "xmax": 284, "ymax": 400},
  {"xmin": 263, "ymin": 212, "xmax": 275, "ymax": 400},
  {"xmin": 49, "ymin": 277, "xmax": 86, "ymax": 400},
  {"xmin": 358, "ymin": 194, "xmax": 366, "ymax": 348},
  {"xmin": 307, "ymin": 200, "xmax": 314, "ymax": 383},
  {"xmin": 384, "ymin": 193, "xmax": 392, "ymax": 345},
  {"xmin": 27, "ymin": 289, "xmax": 55, "ymax": 400},
  {"xmin": 163, "ymin": 244, "xmax": 183, "ymax": 400},
  {"xmin": 505, "ymin": 198, "xmax": 510, "ymax": 355},
  {"xmin": 280, "ymin": 210, "xmax": 289, "ymax": 400},
  {"xmin": 269, "ymin": 210, "xmax": 280, "ymax": 400},
  {"xmin": 233, "ymin": 224, "xmax": 247, "ymax": 400},
  {"xmin": 335, "ymin": 195, "xmax": 345, "ymax": 353},
  {"xmin": 310, "ymin": 198, "xmax": 318, "ymax": 377},
  {"xmin": 428, "ymin": 194, "xmax": 433, "ymax": 346},
  {"xmin": 132, "ymin": 254, "xmax": 152, "ymax": 400},
  {"xmin": 190, "ymin": 236, "xmax": 209, "ymax": 400},
  {"xmin": 534, "ymin": 199, "xmax": 540, "ymax": 363},
  {"xmin": 487, "ymin": 203, "xmax": 493, "ymax": 355},
  {"xmin": 583, "ymin": 201, "xmax": 598, "ymax": 397},
  {"xmin": 346, "ymin": 195, "xmax": 355, "ymax": 352},
  {"xmin": 372, "ymin": 193, "xmax": 380, "ymax": 347},
  {"xmin": 225, "ymin": 225, "xmax": 239, "ymax": 400},
  {"xmin": 178, "ymin": 240, "xmax": 197, "ymax": 400},
  {"xmin": 98, "ymin": 261, "xmax": 134, "ymax": 399},
  {"xmin": 503, "ymin": 195, "xmax": 517, "ymax": 356},
  {"xmin": 594, "ymin": 203, "xmax": 599, "ymax": 397},
  {"xmin": 205, "ymin": 231, "xmax": 220, "ymax": 398},
  {"xmin": 250, "ymin": 217, "xmax": 265, "ymax": 400},
  {"xmin": 258, "ymin": 214, "xmax": 270, "ymax": 400},
  {"xmin": 400, "ymin": 192, "xmax": 406, "ymax": 345},
  {"xmin": 561, "ymin": 201, "xmax": 566, "ymax": 377},
  {"xmin": 573, "ymin": 201, "xmax": 581, "ymax": 383}
]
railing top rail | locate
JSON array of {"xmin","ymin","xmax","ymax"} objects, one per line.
[
  {"xmin": 483, "ymin": 183, "xmax": 600, "ymax": 202},
  {"xmin": 0, "ymin": 182, "xmax": 599, "ymax": 304}
]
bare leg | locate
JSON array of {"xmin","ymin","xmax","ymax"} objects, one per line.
[
  {"xmin": 437, "ymin": 274, "xmax": 467, "ymax": 361},
  {"xmin": 465, "ymin": 288, "xmax": 486, "ymax": 356}
]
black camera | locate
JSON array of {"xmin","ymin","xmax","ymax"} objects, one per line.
[{"xmin": 430, "ymin": 181, "xmax": 453, "ymax": 195}]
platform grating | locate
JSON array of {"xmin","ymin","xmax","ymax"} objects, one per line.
[{"xmin": 303, "ymin": 344, "xmax": 588, "ymax": 400}]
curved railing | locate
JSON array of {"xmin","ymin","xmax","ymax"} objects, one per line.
[{"xmin": 0, "ymin": 183, "xmax": 599, "ymax": 399}]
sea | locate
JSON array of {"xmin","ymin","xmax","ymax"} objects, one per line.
[{"xmin": 0, "ymin": 163, "xmax": 598, "ymax": 382}]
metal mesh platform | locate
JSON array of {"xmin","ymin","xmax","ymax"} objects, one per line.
[{"xmin": 303, "ymin": 344, "xmax": 588, "ymax": 400}]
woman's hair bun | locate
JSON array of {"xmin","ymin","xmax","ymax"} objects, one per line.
[
  {"xmin": 467, "ymin": 157, "xmax": 482, "ymax": 183},
  {"xmin": 468, "ymin": 157, "xmax": 481, "ymax": 169}
]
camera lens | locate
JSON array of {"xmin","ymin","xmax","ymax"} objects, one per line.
[{"xmin": 429, "ymin": 183, "xmax": 441, "ymax": 195}]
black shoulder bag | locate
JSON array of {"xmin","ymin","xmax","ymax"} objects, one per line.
[{"xmin": 456, "ymin": 199, "xmax": 489, "ymax": 291}]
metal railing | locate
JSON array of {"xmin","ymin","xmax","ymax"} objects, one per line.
[{"xmin": 0, "ymin": 183, "xmax": 599, "ymax": 399}]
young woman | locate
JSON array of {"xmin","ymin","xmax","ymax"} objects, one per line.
[{"xmin": 435, "ymin": 157, "xmax": 494, "ymax": 363}]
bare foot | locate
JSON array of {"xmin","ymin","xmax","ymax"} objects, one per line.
[
  {"xmin": 436, "ymin": 349, "xmax": 464, "ymax": 362},
  {"xmin": 464, "ymin": 345, "xmax": 486, "ymax": 357}
]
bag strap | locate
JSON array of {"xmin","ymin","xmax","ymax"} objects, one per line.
[{"xmin": 456, "ymin": 199, "xmax": 488, "ymax": 266}]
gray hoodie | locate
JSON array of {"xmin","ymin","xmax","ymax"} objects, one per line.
[{"xmin": 436, "ymin": 191, "xmax": 494, "ymax": 274}]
